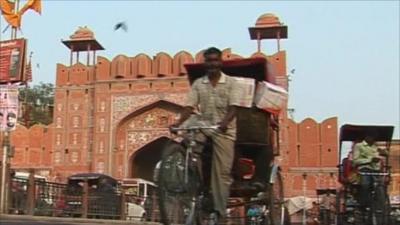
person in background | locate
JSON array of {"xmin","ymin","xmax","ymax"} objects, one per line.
[
  {"xmin": 352, "ymin": 131, "xmax": 388, "ymax": 223},
  {"xmin": 6, "ymin": 112, "xmax": 17, "ymax": 129}
]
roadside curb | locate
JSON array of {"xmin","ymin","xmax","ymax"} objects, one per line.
[{"xmin": 0, "ymin": 214, "xmax": 161, "ymax": 224}]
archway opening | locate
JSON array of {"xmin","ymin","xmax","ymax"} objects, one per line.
[{"xmin": 130, "ymin": 136, "xmax": 174, "ymax": 181}]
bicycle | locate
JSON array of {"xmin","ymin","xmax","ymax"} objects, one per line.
[
  {"xmin": 358, "ymin": 171, "xmax": 390, "ymax": 225},
  {"xmin": 157, "ymin": 125, "xmax": 219, "ymax": 225}
]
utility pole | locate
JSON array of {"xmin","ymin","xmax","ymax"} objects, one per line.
[
  {"xmin": 1, "ymin": 0, "xmax": 19, "ymax": 212},
  {"xmin": 0, "ymin": 131, "xmax": 10, "ymax": 213},
  {"xmin": 302, "ymin": 173, "xmax": 307, "ymax": 225}
]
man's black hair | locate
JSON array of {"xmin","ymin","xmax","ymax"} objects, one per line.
[
  {"xmin": 203, "ymin": 47, "xmax": 222, "ymax": 57},
  {"xmin": 7, "ymin": 112, "xmax": 16, "ymax": 118}
]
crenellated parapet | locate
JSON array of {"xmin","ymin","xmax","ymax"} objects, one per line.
[{"xmin": 56, "ymin": 49, "xmax": 287, "ymax": 86}]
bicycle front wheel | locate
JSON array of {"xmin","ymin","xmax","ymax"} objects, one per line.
[
  {"xmin": 267, "ymin": 170, "xmax": 290, "ymax": 225},
  {"xmin": 158, "ymin": 142, "xmax": 201, "ymax": 225}
]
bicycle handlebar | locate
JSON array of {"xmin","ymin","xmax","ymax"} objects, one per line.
[
  {"xmin": 170, "ymin": 125, "xmax": 219, "ymax": 132},
  {"xmin": 358, "ymin": 172, "xmax": 389, "ymax": 176}
]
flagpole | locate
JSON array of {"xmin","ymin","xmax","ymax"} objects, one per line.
[
  {"xmin": 12, "ymin": 0, "xmax": 20, "ymax": 39},
  {"xmin": 24, "ymin": 52, "xmax": 32, "ymax": 127}
]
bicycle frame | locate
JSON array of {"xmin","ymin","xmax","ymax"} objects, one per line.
[
  {"xmin": 170, "ymin": 125, "xmax": 218, "ymax": 185},
  {"xmin": 184, "ymin": 131, "xmax": 196, "ymax": 184}
]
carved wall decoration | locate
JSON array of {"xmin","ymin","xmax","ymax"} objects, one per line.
[
  {"xmin": 98, "ymin": 140, "xmax": 104, "ymax": 154},
  {"xmin": 54, "ymin": 152, "xmax": 61, "ymax": 164},
  {"xmin": 126, "ymin": 107, "xmax": 177, "ymax": 130},
  {"xmin": 112, "ymin": 93, "xmax": 186, "ymax": 126},
  {"xmin": 57, "ymin": 104, "xmax": 63, "ymax": 112},
  {"xmin": 99, "ymin": 118, "xmax": 105, "ymax": 132},
  {"xmin": 119, "ymin": 140, "xmax": 124, "ymax": 150},
  {"xmin": 72, "ymin": 103, "xmax": 80, "ymax": 111},
  {"xmin": 99, "ymin": 101, "xmax": 106, "ymax": 112},
  {"xmin": 117, "ymin": 165, "xmax": 123, "ymax": 177},
  {"xmin": 127, "ymin": 130, "xmax": 170, "ymax": 150},
  {"xmin": 144, "ymin": 114, "xmax": 156, "ymax": 127},
  {"xmin": 71, "ymin": 152, "xmax": 79, "ymax": 163},
  {"xmin": 116, "ymin": 105, "xmax": 181, "ymax": 169},
  {"xmin": 72, "ymin": 133, "xmax": 78, "ymax": 145},
  {"xmin": 72, "ymin": 116, "xmax": 80, "ymax": 128},
  {"xmin": 159, "ymin": 116, "xmax": 169, "ymax": 127},
  {"xmin": 96, "ymin": 161, "xmax": 105, "ymax": 173},
  {"xmin": 56, "ymin": 117, "xmax": 62, "ymax": 128},
  {"xmin": 56, "ymin": 134, "xmax": 62, "ymax": 146}
]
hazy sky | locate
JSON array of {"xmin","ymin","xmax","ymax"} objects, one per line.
[{"xmin": 1, "ymin": 1, "xmax": 399, "ymax": 138}]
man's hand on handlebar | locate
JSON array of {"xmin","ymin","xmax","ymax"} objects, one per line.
[
  {"xmin": 372, "ymin": 157, "xmax": 382, "ymax": 163},
  {"xmin": 378, "ymin": 148, "xmax": 388, "ymax": 156},
  {"xmin": 217, "ymin": 122, "xmax": 228, "ymax": 133},
  {"xmin": 169, "ymin": 123, "xmax": 179, "ymax": 134}
]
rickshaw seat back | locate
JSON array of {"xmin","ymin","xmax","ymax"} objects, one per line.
[
  {"xmin": 236, "ymin": 106, "xmax": 271, "ymax": 146},
  {"xmin": 237, "ymin": 158, "xmax": 256, "ymax": 180},
  {"xmin": 339, "ymin": 157, "xmax": 359, "ymax": 184}
]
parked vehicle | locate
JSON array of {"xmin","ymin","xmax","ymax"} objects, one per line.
[
  {"xmin": 63, "ymin": 173, "xmax": 121, "ymax": 219},
  {"xmin": 126, "ymin": 202, "xmax": 146, "ymax": 221},
  {"xmin": 122, "ymin": 178, "xmax": 157, "ymax": 221}
]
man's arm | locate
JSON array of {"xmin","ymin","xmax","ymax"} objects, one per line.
[
  {"xmin": 174, "ymin": 106, "xmax": 194, "ymax": 127},
  {"xmin": 352, "ymin": 144, "xmax": 372, "ymax": 166},
  {"xmin": 218, "ymin": 105, "xmax": 236, "ymax": 132}
]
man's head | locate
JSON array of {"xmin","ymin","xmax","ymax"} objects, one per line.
[
  {"xmin": 203, "ymin": 47, "xmax": 223, "ymax": 74},
  {"xmin": 6, "ymin": 112, "xmax": 16, "ymax": 128},
  {"xmin": 364, "ymin": 130, "xmax": 378, "ymax": 146}
]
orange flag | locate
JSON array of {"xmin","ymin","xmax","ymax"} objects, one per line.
[
  {"xmin": 19, "ymin": 0, "xmax": 42, "ymax": 15},
  {"xmin": 0, "ymin": 0, "xmax": 20, "ymax": 28},
  {"xmin": 0, "ymin": 0, "xmax": 14, "ymax": 10},
  {"xmin": 29, "ymin": 0, "xmax": 41, "ymax": 14}
]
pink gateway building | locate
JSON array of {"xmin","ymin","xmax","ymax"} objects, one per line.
[{"xmin": 4, "ymin": 13, "xmax": 349, "ymax": 198}]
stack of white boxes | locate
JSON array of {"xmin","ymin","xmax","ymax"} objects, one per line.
[
  {"xmin": 232, "ymin": 77, "xmax": 288, "ymax": 113},
  {"xmin": 254, "ymin": 81, "xmax": 288, "ymax": 114},
  {"xmin": 232, "ymin": 77, "xmax": 256, "ymax": 108}
]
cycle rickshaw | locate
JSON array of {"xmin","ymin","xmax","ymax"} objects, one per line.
[
  {"xmin": 156, "ymin": 57, "xmax": 290, "ymax": 225},
  {"xmin": 336, "ymin": 124, "xmax": 394, "ymax": 225}
]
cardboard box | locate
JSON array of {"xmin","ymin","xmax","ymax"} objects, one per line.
[
  {"xmin": 254, "ymin": 81, "xmax": 288, "ymax": 114},
  {"xmin": 232, "ymin": 77, "xmax": 255, "ymax": 108}
]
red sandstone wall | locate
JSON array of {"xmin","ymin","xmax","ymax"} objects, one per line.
[
  {"xmin": 282, "ymin": 117, "xmax": 339, "ymax": 197},
  {"xmin": 0, "ymin": 124, "xmax": 54, "ymax": 178}
]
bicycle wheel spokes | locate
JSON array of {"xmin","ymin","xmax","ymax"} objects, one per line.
[
  {"xmin": 163, "ymin": 194, "xmax": 195, "ymax": 224},
  {"xmin": 158, "ymin": 143, "xmax": 200, "ymax": 225},
  {"xmin": 268, "ymin": 171, "xmax": 289, "ymax": 225}
]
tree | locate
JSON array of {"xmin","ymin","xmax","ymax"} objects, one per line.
[{"xmin": 18, "ymin": 82, "xmax": 54, "ymax": 127}]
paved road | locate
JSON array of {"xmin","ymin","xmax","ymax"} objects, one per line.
[
  {"xmin": 0, "ymin": 219, "xmax": 102, "ymax": 225},
  {"xmin": 0, "ymin": 214, "xmax": 159, "ymax": 225}
]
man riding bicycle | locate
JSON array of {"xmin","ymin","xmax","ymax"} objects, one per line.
[
  {"xmin": 171, "ymin": 47, "xmax": 241, "ymax": 224},
  {"xmin": 352, "ymin": 131, "xmax": 388, "ymax": 220}
]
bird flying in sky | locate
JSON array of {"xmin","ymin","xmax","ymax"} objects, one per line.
[{"xmin": 114, "ymin": 22, "xmax": 128, "ymax": 32}]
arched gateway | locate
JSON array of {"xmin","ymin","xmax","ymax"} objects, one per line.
[
  {"xmin": 115, "ymin": 100, "xmax": 183, "ymax": 180},
  {"xmin": 129, "ymin": 136, "xmax": 172, "ymax": 181}
]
